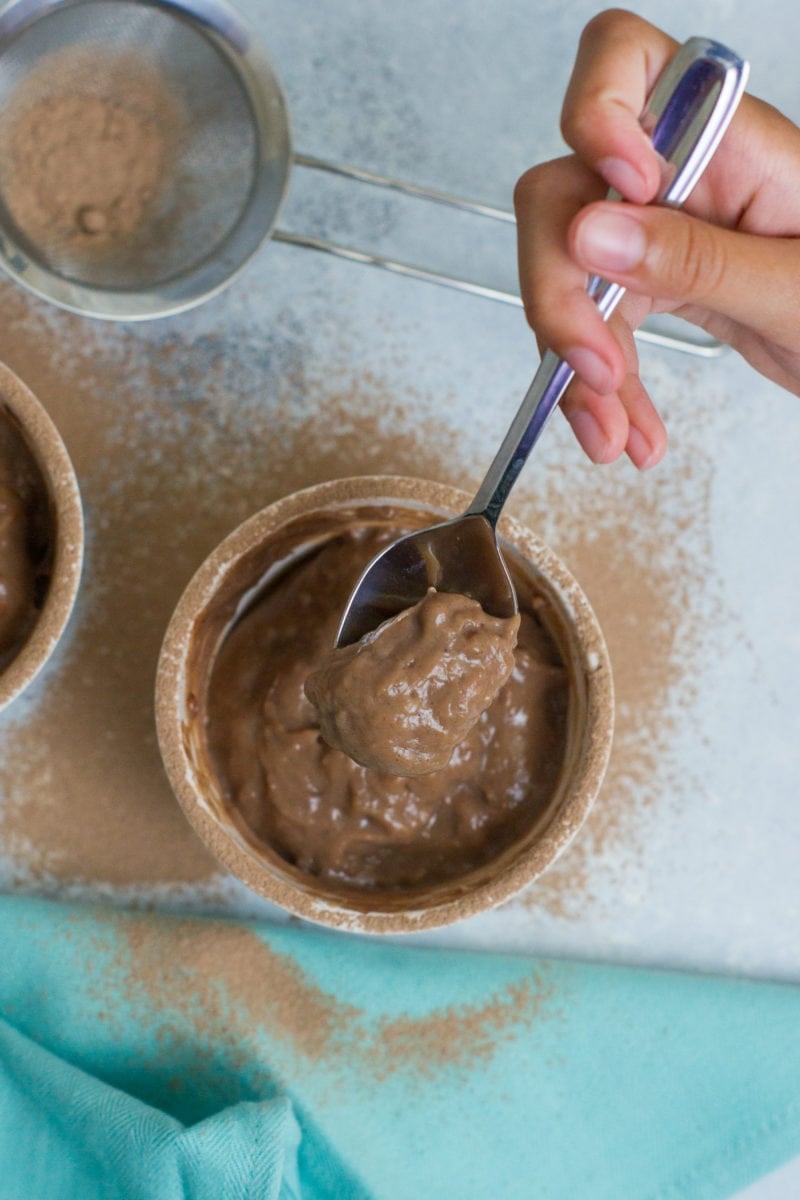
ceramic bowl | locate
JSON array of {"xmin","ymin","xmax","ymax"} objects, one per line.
[
  {"xmin": 156, "ymin": 476, "xmax": 613, "ymax": 933},
  {"xmin": 0, "ymin": 362, "xmax": 83, "ymax": 711}
]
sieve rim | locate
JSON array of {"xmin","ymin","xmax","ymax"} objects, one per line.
[{"xmin": 0, "ymin": 0, "xmax": 293, "ymax": 320}]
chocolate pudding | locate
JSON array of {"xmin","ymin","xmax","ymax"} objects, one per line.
[
  {"xmin": 0, "ymin": 407, "xmax": 52, "ymax": 672},
  {"xmin": 202, "ymin": 513, "xmax": 571, "ymax": 897},
  {"xmin": 306, "ymin": 589, "xmax": 520, "ymax": 775}
]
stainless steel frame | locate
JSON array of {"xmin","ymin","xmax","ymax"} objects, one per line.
[{"xmin": 0, "ymin": 0, "xmax": 728, "ymax": 356}]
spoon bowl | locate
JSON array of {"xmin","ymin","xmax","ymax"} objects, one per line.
[{"xmin": 336, "ymin": 512, "xmax": 515, "ymax": 646}]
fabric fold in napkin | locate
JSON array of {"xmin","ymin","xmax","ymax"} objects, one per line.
[{"xmin": 1, "ymin": 895, "xmax": 800, "ymax": 1200}]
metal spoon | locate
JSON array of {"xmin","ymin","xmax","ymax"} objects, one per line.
[{"xmin": 336, "ymin": 36, "xmax": 749, "ymax": 647}]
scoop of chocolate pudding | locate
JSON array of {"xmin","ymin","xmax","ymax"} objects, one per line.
[
  {"xmin": 203, "ymin": 516, "xmax": 571, "ymax": 897},
  {"xmin": 305, "ymin": 588, "xmax": 520, "ymax": 775},
  {"xmin": 0, "ymin": 408, "xmax": 52, "ymax": 670}
]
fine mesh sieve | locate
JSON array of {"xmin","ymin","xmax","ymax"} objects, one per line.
[
  {"xmin": 0, "ymin": 0, "xmax": 291, "ymax": 318},
  {"xmin": 0, "ymin": 0, "xmax": 725, "ymax": 356}
]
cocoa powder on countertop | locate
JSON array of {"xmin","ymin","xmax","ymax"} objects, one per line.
[{"xmin": 0, "ymin": 279, "xmax": 715, "ymax": 917}]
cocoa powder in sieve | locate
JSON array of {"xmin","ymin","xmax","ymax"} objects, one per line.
[{"xmin": 0, "ymin": 49, "xmax": 178, "ymax": 253}]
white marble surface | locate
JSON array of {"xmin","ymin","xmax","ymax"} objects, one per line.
[{"xmin": 1, "ymin": 1, "xmax": 799, "ymax": 1195}]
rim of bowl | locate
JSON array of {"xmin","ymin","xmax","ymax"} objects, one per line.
[
  {"xmin": 0, "ymin": 362, "xmax": 84, "ymax": 711},
  {"xmin": 156, "ymin": 475, "xmax": 614, "ymax": 933}
]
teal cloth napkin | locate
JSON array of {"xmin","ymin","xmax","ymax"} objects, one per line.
[{"xmin": 1, "ymin": 896, "xmax": 800, "ymax": 1200}]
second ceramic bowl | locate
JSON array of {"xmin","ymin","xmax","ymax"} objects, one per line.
[{"xmin": 0, "ymin": 362, "xmax": 83, "ymax": 711}]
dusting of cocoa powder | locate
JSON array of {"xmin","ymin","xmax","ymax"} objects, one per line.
[
  {"xmin": 511, "ymin": 426, "xmax": 721, "ymax": 916},
  {"xmin": 0, "ymin": 277, "xmax": 715, "ymax": 920},
  {"xmin": 369, "ymin": 975, "xmax": 553, "ymax": 1079},
  {"xmin": 84, "ymin": 909, "xmax": 555, "ymax": 1086},
  {"xmin": 0, "ymin": 284, "xmax": 460, "ymax": 892}
]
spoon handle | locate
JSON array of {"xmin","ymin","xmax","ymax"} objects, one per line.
[{"xmin": 467, "ymin": 36, "xmax": 749, "ymax": 527}]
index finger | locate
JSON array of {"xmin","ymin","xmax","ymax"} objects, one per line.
[{"xmin": 561, "ymin": 10, "xmax": 679, "ymax": 203}]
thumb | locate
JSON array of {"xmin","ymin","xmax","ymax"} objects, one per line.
[{"xmin": 570, "ymin": 201, "xmax": 799, "ymax": 344}]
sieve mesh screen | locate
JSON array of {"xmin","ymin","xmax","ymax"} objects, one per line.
[{"xmin": 0, "ymin": 0, "xmax": 259, "ymax": 290}]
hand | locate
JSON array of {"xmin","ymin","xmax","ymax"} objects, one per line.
[{"xmin": 514, "ymin": 8, "xmax": 800, "ymax": 467}]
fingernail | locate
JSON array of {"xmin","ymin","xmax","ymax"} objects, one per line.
[
  {"xmin": 567, "ymin": 409, "xmax": 610, "ymax": 463},
  {"xmin": 597, "ymin": 156, "xmax": 648, "ymax": 202},
  {"xmin": 564, "ymin": 345, "xmax": 614, "ymax": 394},
  {"xmin": 626, "ymin": 426, "xmax": 658, "ymax": 470},
  {"xmin": 576, "ymin": 208, "xmax": 647, "ymax": 273}
]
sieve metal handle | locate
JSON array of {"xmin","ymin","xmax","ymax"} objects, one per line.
[{"xmin": 271, "ymin": 152, "xmax": 726, "ymax": 359}]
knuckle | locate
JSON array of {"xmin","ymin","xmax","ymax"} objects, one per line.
[
  {"xmin": 563, "ymin": 10, "xmax": 651, "ymax": 147},
  {"xmin": 676, "ymin": 219, "xmax": 727, "ymax": 301},
  {"xmin": 561, "ymin": 94, "xmax": 602, "ymax": 147},
  {"xmin": 521, "ymin": 285, "xmax": 585, "ymax": 345},
  {"xmin": 521, "ymin": 289, "xmax": 571, "ymax": 342},
  {"xmin": 580, "ymin": 9, "xmax": 644, "ymax": 50},
  {"xmin": 513, "ymin": 165, "xmax": 550, "ymax": 214},
  {"xmin": 520, "ymin": 291, "xmax": 549, "ymax": 335},
  {"xmin": 580, "ymin": 9, "xmax": 618, "ymax": 44}
]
